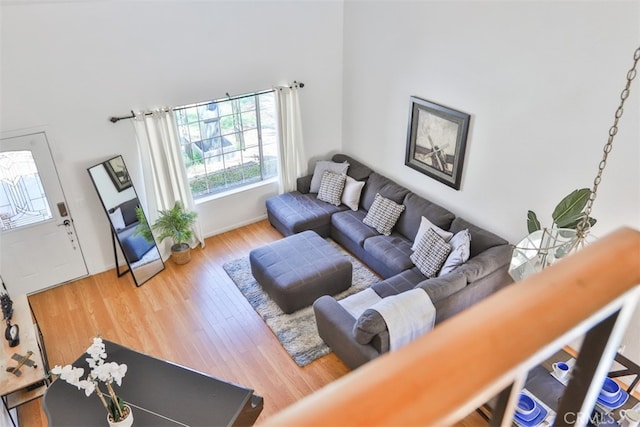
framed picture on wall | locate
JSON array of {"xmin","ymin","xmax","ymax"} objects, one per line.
[
  {"xmin": 405, "ymin": 96, "xmax": 470, "ymax": 190},
  {"xmin": 104, "ymin": 156, "xmax": 132, "ymax": 192}
]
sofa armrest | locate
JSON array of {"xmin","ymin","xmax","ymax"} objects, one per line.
[
  {"xmin": 313, "ymin": 295, "xmax": 382, "ymax": 369},
  {"xmin": 296, "ymin": 175, "xmax": 313, "ymax": 194},
  {"xmin": 433, "ymin": 247, "xmax": 514, "ymax": 324},
  {"xmin": 455, "ymin": 244, "xmax": 512, "ymax": 283}
]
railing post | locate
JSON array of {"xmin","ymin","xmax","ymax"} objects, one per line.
[
  {"xmin": 555, "ymin": 285, "xmax": 639, "ymax": 427},
  {"xmin": 490, "ymin": 373, "xmax": 527, "ymax": 427},
  {"xmin": 554, "ymin": 312, "xmax": 619, "ymax": 426}
]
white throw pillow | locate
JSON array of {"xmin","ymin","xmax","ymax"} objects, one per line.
[
  {"xmin": 362, "ymin": 193, "xmax": 405, "ymax": 236},
  {"xmin": 410, "ymin": 228, "xmax": 452, "ymax": 278},
  {"xmin": 341, "ymin": 176, "xmax": 365, "ymax": 211},
  {"xmin": 317, "ymin": 171, "xmax": 346, "ymax": 206},
  {"xmin": 109, "ymin": 207, "xmax": 126, "ymax": 230},
  {"xmin": 309, "ymin": 160, "xmax": 349, "ymax": 193},
  {"xmin": 439, "ymin": 229, "xmax": 471, "ymax": 276},
  {"xmin": 411, "ymin": 216, "xmax": 454, "ymax": 251}
]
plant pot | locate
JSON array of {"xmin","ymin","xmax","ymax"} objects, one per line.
[
  {"xmin": 107, "ymin": 405, "xmax": 133, "ymax": 427},
  {"xmin": 171, "ymin": 243, "xmax": 191, "ymax": 265}
]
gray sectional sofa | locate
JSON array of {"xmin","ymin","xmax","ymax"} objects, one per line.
[{"xmin": 265, "ymin": 153, "xmax": 513, "ymax": 369}]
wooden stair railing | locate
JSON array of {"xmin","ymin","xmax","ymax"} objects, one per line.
[{"xmin": 263, "ymin": 227, "xmax": 640, "ymax": 426}]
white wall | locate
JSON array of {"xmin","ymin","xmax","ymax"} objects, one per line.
[
  {"xmin": 1, "ymin": 1, "xmax": 344, "ymax": 273},
  {"xmin": 2, "ymin": 0, "xmax": 639, "ymax": 366},
  {"xmin": 341, "ymin": 0, "xmax": 640, "ymax": 369}
]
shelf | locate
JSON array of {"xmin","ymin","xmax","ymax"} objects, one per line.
[{"xmin": 1, "ymin": 294, "xmax": 49, "ymax": 412}]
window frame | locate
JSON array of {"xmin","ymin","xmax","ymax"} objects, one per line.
[{"xmin": 174, "ymin": 89, "xmax": 279, "ymax": 200}]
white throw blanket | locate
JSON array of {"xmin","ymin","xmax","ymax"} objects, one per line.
[
  {"xmin": 339, "ymin": 288, "xmax": 382, "ymax": 319},
  {"xmin": 369, "ymin": 288, "xmax": 436, "ymax": 351}
]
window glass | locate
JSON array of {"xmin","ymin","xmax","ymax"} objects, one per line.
[
  {"xmin": 0, "ymin": 150, "xmax": 53, "ymax": 231},
  {"xmin": 175, "ymin": 90, "xmax": 278, "ymax": 199}
]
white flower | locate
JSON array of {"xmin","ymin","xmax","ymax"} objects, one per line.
[
  {"xmin": 109, "ymin": 363, "xmax": 128, "ymax": 386},
  {"xmin": 78, "ymin": 379, "xmax": 96, "ymax": 397},
  {"xmin": 91, "ymin": 363, "xmax": 112, "ymax": 382},
  {"xmin": 52, "ymin": 365, "xmax": 85, "ymax": 388},
  {"xmin": 49, "ymin": 337, "xmax": 127, "ymax": 418},
  {"xmin": 86, "ymin": 338, "xmax": 107, "ymax": 366}
]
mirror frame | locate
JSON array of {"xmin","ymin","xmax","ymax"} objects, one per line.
[{"xmin": 87, "ymin": 155, "xmax": 164, "ymax": 286}]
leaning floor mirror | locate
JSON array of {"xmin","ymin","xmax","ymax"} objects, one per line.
[{"xmin": 88, "ymin": 155, "xmax": 164, "ymax": 286}]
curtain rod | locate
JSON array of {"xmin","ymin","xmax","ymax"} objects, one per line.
[{"xmin": 108, "ymin": 81, "xmax": 304, "ymax": 124}]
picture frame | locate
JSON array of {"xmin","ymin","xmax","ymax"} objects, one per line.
[
  {"xmin": 104, "ymin": 155, "xmax": 132, "ymax": 192},
  {"xmin": 405, "ymin": 96, "xmax": 470, "ymax": 190}
]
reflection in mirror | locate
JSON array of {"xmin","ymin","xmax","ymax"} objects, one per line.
[{"xmin": 88, "ymin": 156, "xmax": 164, "ymax": 286}]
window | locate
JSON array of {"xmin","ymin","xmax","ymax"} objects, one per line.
[
  {"xmin": 175, "ymin": 90, "xmax": 278, "ymax": 199},
  {"xmin": 0, "ymin": 150, "xmax": 53, "ymax": 231}
]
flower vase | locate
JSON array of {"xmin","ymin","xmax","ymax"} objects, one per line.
[{"xmin": 107, "ymin": 405, "xmax": 133, "ymax": 427}]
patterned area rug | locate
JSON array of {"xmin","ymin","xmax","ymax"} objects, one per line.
[{"xmin": 222, "ymin": 240, "xmax": 380, "ymax": 367}]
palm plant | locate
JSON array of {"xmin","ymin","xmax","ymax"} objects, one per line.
[
  {"xmin": 152, "ymin": 201, "xmax": 197, "ymax": 264},
  {"xmin": 133, "ymin": 207, "xmax": 154, "ymax": 243}
]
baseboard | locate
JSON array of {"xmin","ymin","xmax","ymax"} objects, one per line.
[{"xmin": 202, "ymin": 214, "xmax": 269, "ymax": 240}]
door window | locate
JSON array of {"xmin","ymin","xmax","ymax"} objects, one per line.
[{"xmin": 0, "ymin": 150, "xmax": 52, "ymax": 231}]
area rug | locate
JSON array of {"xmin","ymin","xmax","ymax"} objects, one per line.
[{"xmin": 222, "ymin": 240, "xmax": 380, "ymax": 367}]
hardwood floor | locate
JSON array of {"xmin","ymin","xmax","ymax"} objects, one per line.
[{"xmin": 17, "ymin": 219, "xmax": 487, "ymax": 426}]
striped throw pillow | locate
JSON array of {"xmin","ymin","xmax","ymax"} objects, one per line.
[
  {"xmin": 362, "ymin": 193, "xmax": 406, "ymax": 236},
  {"xmin": 410, "ymin": 228, "xmax": 452, "ymax": 278},
  {"xmin": 317, "ymin": 171, "xmax": 347, "ymax": 206}
]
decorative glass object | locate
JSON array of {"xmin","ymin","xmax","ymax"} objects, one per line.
[
  {"xmin": 510, "ymin": 46, "xmax": 638, "ymax": 281},
  {"xmin": 509, "ymin": 228, "xmax": 596, "ymax": 281}
]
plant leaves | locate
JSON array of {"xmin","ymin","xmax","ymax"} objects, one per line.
[
  {"xmin": 552, "ymin": 188, "xmax": 591, "ymax": 228},
  {"xmin": 561, "ymin": 215, "xmax": 597, "ymax": 230},
  {"xmin": 527, "ymin": 210, "xmax": 541, "ymax": 233}
]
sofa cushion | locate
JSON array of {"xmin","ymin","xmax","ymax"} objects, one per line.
[
  {"xmin": 371, "ymin": 267, "xmax": 427, "ymax": 298},
  {"xmin": 331, "ymin": 210, "xmax": 378, "ymax": 247},
  {"xmin": 395, "ymin": 192, "xmax": 455, "ymax": 242},
  {"xmin": 371, "ymin": 267, "xmax": 468, "ymax": 304},
  {"xmin": 439, "ymin": 229, "xmax": 471, "ymax": 276},
  {"xmin": 363, "ymin": 193, "xmax": 406, "ymax": 236},
  {"xmin": 411, "ymin": 216, "xmax": 454, "ymax": 251},
  {"xmin": 317, "ymin": 171, "xmax": 346, "ymax": 206},
  {"xmin": 410, "ymin": 228, "xmax": 452, "ymax": 278},
  {"xmin": 455, "ymin": 245, "xmax": 513, "ymax": 284},
  {"xmin": 415, "ymin": 271, "xmax": 468, "ymax": 303},
  {"xmin": 449, "ymin": 217, "xmax": 508, "ymax": 258},
  {"xmin": 363, "ymin": 234, "xmax": 414, "ymax": 276},
  {"xmin": 361, "ymin": 173, "xmax": 410, "ymax": 211},
  {"xmin": 309, "ymin": 160, "xmax": 349, "ymax": 193},
  {"xmin": 266, "ymin": 191, "xmax": 347, "ymax": 235},
  {"xmin": 341, "ymin": 176, "xmax": 365, "ymax": 211},
  {"xmin": 332, "ymin": 154, "xmax": 373, "ymax": 181}
]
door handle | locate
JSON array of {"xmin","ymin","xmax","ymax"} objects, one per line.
[{"xmin": 58, "ymin": 219, "xmax": 71, "ymax": 227}]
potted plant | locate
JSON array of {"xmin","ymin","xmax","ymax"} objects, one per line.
[
  {"xmin": 50, "ymin": 337, "xmax": 132, "ymax": 427},
  {"xmin": 151, "ymin": 201, "xmax": 198, "ymax": 264},
  {"xmin": 134, "ymin": 206, "xmax": 154, "ymax": 243},
  {"xmin": 526, "ymin": 188, "xmax": 597, "ymax": 233}
]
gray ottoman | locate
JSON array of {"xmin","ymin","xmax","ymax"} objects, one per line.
[{"xmin": 249, "ymin": 230, "xmax": 352, "ymax": 314}]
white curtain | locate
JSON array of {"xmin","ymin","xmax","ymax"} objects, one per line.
[
  {"xmin": 133, "ymin": 108, "xmax": 204, "ymax": 259},
  {"xmin": 274, "ymin": 84, "xmax": 305, "ymax": 193}
]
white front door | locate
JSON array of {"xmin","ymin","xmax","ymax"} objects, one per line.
[{"xmin": 0, "ymin": 132, "xmax": 88, "ymax": 295}]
